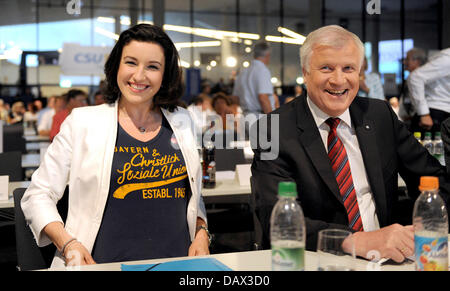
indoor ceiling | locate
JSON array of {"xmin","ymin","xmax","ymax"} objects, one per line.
[{"xmin": 0, "ymin": 0, "xmax": 440, "ymax": 27}]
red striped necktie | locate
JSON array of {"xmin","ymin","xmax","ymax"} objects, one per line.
[{"xmin": 326, "ymin": 118, "xmax": 364, "ymax": 231}]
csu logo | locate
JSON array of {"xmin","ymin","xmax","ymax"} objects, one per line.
[{"xmin": 74, "ymin": 53, "xmax": 104, "ymax": 64}]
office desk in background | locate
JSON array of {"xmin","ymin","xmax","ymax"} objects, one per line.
[{"xmin": 0, "ymin": 181, "xmax": 31, "ymax": 209}]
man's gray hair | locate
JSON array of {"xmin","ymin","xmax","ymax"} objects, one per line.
[
  {"xmin": 254, "ymin": 41, "xmax": 271, "ymax": 59},
  {"xmin": 300, "ymin": 25, "xmax": 365, "ymax": 72},
  {"xmin": 407, "ymin": 48, "xmax": 427, "ymax": 65}
]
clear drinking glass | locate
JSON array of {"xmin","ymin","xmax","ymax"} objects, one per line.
[{"xmin": 317, "ymin": 229, "xmax": 355, "ymax": 271}]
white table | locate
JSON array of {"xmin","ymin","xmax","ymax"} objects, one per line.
[
  {"xmin": 0, "ymin": 181, "xmax": 31, "ymax": 209},
  {"xmin": 47, "ymin": 249, "xmax": 420, "ymax": 271},
  {"xmin": 202, "ymin": 179, "xmax": 251, "ymax": 204},
  {"xmin": 24, "ymin": 134, "xmax": 50, "ymax": 143}
]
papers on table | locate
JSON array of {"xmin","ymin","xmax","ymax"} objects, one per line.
[
  {"xmin": 0, "ymin": 176, "xmax": 8, "ymax": 200},
  {"xmin": 216, "ymin": 164, "xmax": 252, "ymax": 187},
  {"xmin": 121, "ymin": 257, "xmax": 233, "ymax": 271}
]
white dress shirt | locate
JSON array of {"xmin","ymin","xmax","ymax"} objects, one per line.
[
  {"xmin": 407, "ymin": 48, "xmax": 450, "ymax": 115},
  {"xmin": 307, "ymin": 97, "xmax": 380, "ymax": 231}
]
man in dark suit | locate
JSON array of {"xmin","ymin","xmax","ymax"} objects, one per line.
[{"xmin": 251, "ymin": 25, "xmax": 450, "ymax": 263}]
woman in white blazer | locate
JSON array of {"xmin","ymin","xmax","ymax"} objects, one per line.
[{"xmin": 21, "ymin": 24, "xmax": 210, "ymax": 268}]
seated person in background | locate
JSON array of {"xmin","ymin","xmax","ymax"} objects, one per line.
[
  {"xmin": 358, "ymin": 58, "xmax": 385, "ymax": 100},
  {"xmin": 8, "ymin": 101, "xmax": 25, "ymax": 124},
  {"xmin": 212, "ymin": 92, "xmax": 235, "ymax": 130},
  {"xmin": 187, "ymin": 95, "xmax": 215, "ymax": 136},
  {"xmin": 285, "ymin": 84, "xmax": 308, "ymax": 104},
  {"xmin": 251, "ymin": 25, "xmax": 449, "ymax": 263},
  {"xmin": 49, "ymin": 89, "xmax": 88, "ymax": 141},
  {"xmin": 295, "ymin": 84, "xmax": 307, "ymax": 98},
  {"xmin": 37, "ymin": 96, "xmax": 57, "ymax": 136},
  {"xmin": 23, "ymin": 102, "xmax": 39, "ymax": 127},
  {"xmin": 0, "ymin": 99, "xmax": 9, "ymax": 122},
  {"xmin": 442, "ymin": 117, "xmax": 450, "ymax": 174},
  {"xmin": 93, "ymin": 90, "xmax": 106, "ymax": 105},
  {"xmin": 21, "ymin": 24, "xmax": 209, "ymax": 268}
]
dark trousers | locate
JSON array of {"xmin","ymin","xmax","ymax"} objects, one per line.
[
  {"xmin": 411, "ymin": 108, "xmax": 450, "ymax": 138},
  {"xmin": 441, "ymin": 117, "xmax": 450, "ymax": 173}
]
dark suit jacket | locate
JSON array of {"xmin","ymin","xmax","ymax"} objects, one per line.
[
  {"xmin": 442, "ymin": 118, "xmax": 450, "ymax": 175},
  {"xmin": 251, "ymin": 96, "xmax": 450, "ymax": 251}
]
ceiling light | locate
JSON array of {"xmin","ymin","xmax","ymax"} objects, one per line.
[
  {"xmin": 226, "ymin": 56, "xmax": 237, "ymax": 67},
  {"xmin": 175, "ymin": 41, "xmax": 221, "ymax": 50},
  {"xmin": 265, "ymin": 35, "xmax": 303, "ymax": 45},
  {"xmin": 278, "ymin": 27, "xmax": 306, "ymax": 43},
  {"xmin": 95, "ymin": 27, "xmax": 119, "ymax": 40}
]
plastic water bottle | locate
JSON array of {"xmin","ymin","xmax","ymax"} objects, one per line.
[
  {"xmin": 202, "ymin": 140, "xmax": 216, "ymax": 188},
  {"xmin": 414, "ymin": 132, "xmax": 422, "ymax": 145},
  {"xmin": 433, "ymin": 132, "xmax": 445, "ymax": 166},
  {"xmin": 423, "ymin": 132, "xmax": 434, "ymax": 155},
  {"xmin": 412, "ymin": 176, "xmax": 448, "ymax": 271},
  {"xmin": 270, "ymin": 182, "xmax": 306, "ymax": 271}
]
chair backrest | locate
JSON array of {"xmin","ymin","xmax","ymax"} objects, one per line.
[
  {"xmin": 0, "ymin": 151, "xmax": 23, "ymax": 181},
  {"xmin": 3, "ymin": 124, "xmax": 26, "ymax": 153},
  {"xmin": 249, "ymin": 176, "xmax": 263, "ymax": 250},
  {"xmin": 13, "ymin": 187, "xmax": 68, "ymax": 271},
  {"xmin": 215, "ymin": 148, "xmax": 246, "ymax": 171}
]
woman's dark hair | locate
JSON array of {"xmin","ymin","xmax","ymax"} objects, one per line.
[
  {"xmin": 104, "ymin": 24, "xmax": 183, "ymax": 112},
  {"xmin": 211, "ymin": 92, "xmax": 231, "ymax": 109}
]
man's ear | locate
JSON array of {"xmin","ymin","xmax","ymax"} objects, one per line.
[{"xmin": 302, "ymin": 67, "xmax": 308, "ymax": 84}]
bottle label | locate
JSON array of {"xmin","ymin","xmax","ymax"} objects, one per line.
[
  {"xmin": 271, "ymin": 246, "xmax": 304, "ymax": 271},
  {"xmin": 433, "ymin": 154, "xmax": 445, "ymax": 166},
  {"xmin": 414, "ymin": 235, "xmax": 448, "ymax": 271}
]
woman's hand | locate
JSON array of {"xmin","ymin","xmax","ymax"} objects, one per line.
[
  {"xmin": 188, "ymin": 228, "xmax": 210, "ymax": 256},
  {"xmin": 43, "ymin": 222, "xmax": 96, "ymax": 266},
  {"xmin": 63, "ymin": 240, "xmax": 96, "ymax": 266},
  {"xmin": 188, "ymin": 218, "xmax": 210, "ymax": 256}
]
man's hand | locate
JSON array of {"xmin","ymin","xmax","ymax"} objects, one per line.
[
  {"xmin": 349, "ymin": 224, "xmax": 414, "ymax": 263},
  {"xmin": 258, "ymin": 94, "xmax": 273, "ymax": 114},
  {"xmin": 419, "ymin": 114, "xmax": 433, "ymax": 130}
]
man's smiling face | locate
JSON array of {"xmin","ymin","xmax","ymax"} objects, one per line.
[{"xmin": 303, "ymin": 40, "xmax": 361, "ymax": 117}]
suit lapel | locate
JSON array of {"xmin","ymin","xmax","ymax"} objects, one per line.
[
  {"xmin": 295, "ymin": 97, "xmax": 342, "ymax": 203},
  {"xmin": 349, "ymin": 102, "xmax": 388, "ymax": 226}
]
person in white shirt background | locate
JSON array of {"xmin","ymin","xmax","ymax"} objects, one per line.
[
  {"xmin": 37, "ymin": 95, "xmax": 56, "ymax": 136},
  {"xmin": 407, "ymin": 47, "xmax": 450, "ymax": 135},
  {"xmin": 398, "ymin": 48, "xmax": 428, "ymax": 124},
  {"xmin": 232, "ymin": 41, "xmax": 278, "ymax": 115}
]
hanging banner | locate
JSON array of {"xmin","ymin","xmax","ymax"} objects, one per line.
[{"xmin": 59, "ymin": 43, "xmax": 111, "ymax": 76}]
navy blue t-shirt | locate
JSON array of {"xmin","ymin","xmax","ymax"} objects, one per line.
[{"xmin": 92, "ymin": 115, "xmax": 191, "ymax": 264}]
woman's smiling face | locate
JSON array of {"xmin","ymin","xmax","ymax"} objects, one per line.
[{"xmin": 117, "ymin": 40, "xmax": 165, "ymax": 106}]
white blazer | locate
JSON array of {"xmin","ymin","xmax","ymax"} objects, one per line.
[{"xmin": 21, "ymin": 101, "xmax": 207, "ymax": 268}]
